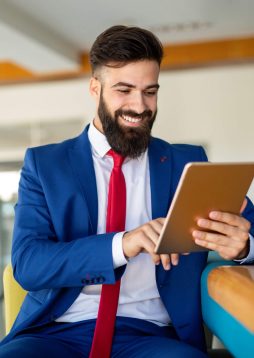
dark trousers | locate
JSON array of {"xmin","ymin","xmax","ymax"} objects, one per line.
[{"xmin": 0, "ymin": 317, "xmax": 208, "ymax": 357}]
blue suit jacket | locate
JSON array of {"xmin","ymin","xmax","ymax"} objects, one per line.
[{"xmin": 3, "ymin": 126, "xmax": 254, "ymax": 351}]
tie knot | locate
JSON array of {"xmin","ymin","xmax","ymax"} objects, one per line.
[{"xmin": 107, "ymin": 149, "xmax": 125, "ymax": 168}]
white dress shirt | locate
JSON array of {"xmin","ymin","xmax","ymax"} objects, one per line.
[{"xmin": 56, "ymin": 121, "xmax": 170, "ymax": 325}]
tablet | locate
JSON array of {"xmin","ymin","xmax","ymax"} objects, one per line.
[{"xmin": 155, "ymin": 162, "xmax": 254, "ymax": 254}]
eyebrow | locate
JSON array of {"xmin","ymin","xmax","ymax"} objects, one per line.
[{"xmin": 111, "ymin": 82, "xmax": 160, "ymax": 90}]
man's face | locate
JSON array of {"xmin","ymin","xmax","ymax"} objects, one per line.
[{"xmin": 91, "ymin": 60, "xmax": 160, "ymax": 158}]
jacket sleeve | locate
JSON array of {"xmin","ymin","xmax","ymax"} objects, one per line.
[
  {"xmin": 240, "ymin": 196, "xmax": 254, "ymax": 263},
  {"xmin": 11, "ymin": 149, "xmax": 122, "ymax": 291}
]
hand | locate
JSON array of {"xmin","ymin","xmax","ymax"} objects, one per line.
[
  {"xmin": 192, "ymin": 199, "xmax": 251, "ymax": 260},
  {"xmin": 122, "ymin": 218, "xmax": 182, "ymax": 270}
]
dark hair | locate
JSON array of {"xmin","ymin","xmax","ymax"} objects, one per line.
[{"xmin": 89, "ymin": 25, "xmax": 163, "ymax": 74}]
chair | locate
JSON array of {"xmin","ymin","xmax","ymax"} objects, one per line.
[{"xmin": 3, "ymin": 264, "xmax": 27, "ymax": 335}]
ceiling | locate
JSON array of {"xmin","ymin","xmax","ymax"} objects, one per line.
[{"xmin": 1, "ymin": 0, "xmax": 254, "ymax": 73}]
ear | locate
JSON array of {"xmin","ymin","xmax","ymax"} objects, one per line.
[{"xmin": 89, "ymin": 76, "xmax": 101, "ymax": 100}]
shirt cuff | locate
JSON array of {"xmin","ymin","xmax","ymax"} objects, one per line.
[
  {"xmin": 112, "ymin": 232, "xmax": 128, "ymax": 268},
  {"xmin": 235, "ymin": 234, "xmax": 254, "ymax": 264}
]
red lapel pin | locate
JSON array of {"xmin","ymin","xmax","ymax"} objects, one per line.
[{"xmin": 160, "ymin": 156, "xmax": 167, "ymax": 162}]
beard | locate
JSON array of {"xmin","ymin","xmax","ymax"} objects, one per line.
[{"xmin": 98, "ymin": 92, "xmax": 157, "ymax": 158}]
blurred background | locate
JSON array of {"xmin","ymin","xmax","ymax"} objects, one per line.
[{"xmin": 0, "ymin": 0, "xmax": 254, "ymax": 339}]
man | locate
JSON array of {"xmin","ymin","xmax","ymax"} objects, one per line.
[{"xmin": 1, "ymin": 25, "xmax": 254, "ymax": 358}]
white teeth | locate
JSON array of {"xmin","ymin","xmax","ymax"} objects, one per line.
[{"xmin": 122, "ymin": 115, "xmax": 142, "ymax": 123}]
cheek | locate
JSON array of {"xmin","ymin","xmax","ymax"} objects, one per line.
[
  {"xmin": 105, "ymin": 94, "xmax": 126, "ymax": 113},
  {"xmin": 149, "ymin": 96, "xmax": 158, "ymax": 111}
]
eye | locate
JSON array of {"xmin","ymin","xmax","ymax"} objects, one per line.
[
  {"xmin": 144, "ymin": 90, "xmax": 157, "ymax": 96},
  {"xmin": 117, "ymin": 89, "xmax": 130, "ymax": 94}
]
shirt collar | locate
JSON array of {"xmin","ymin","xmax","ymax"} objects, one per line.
[{"xmin": 88, "ymin": 120, "xmax": 111, "ymax": 158}]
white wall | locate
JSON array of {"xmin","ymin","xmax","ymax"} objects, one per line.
[
  {"xmin": 154, "ymin": 63, "xmax": 254, "ymax": 163},
  {"xmin": 0, "ymin": 78, "xmax": 94, "ymax": 161},
  {"xmin": 0, "ymin": 77, "xmax": 94, "ymax": 124}
]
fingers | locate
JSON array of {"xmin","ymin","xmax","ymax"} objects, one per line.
[
  {"xmin": 193, "ymin": 230, "xmax": 247, "ymax": 255},
  {"xmin": 139, "ymin": 219, "xmax": 172, "ymax": 266},
  {"xmin": 159, "ymin": 253, "xmax": 180, "ymax": 270},
  {"xmin": 208, "ymin": 211, "xmax": 251, "ymax": 231},
  {"xmin": 192, "ymin": 210, "xmax": 251, "ymax": 260},
  {"xmin": 196, "ymin": 217, "xmax": 249, "ymax": 240},
  {"xmin": 122, "ymin": 218, "xmax": 165, "ymax": 261},
  {"xmin": 122, "ymin": 218, "xmax": 185, "ymax": 270},
  {"xmin": 144, "ymin": 220, "xmax": 182, "ymax": 269},
  {"xmin": 240, "ymin": 198, "xmax": 248, "ymax": 214}
]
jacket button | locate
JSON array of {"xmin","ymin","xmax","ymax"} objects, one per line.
[{"xmin": 81, "ymin": 279, "xmax": 90, "ymax": 284}]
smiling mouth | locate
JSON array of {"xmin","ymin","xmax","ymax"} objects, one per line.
[{"xmin": 121, "ymin": 114, "xmax": 143, "ymax": 124}]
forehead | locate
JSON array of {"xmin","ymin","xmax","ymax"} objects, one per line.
[{"xmin": 98, "ymin": 60, "xmax": 160, "ymax": 88}]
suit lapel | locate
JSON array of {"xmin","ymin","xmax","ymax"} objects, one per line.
[
  {"xmin": 148, "ymin": 138, "xmax": 173, "ymax": 220},
  {"xmin": 148, "ymin": 138, "xmax": 174, "ymax": 284},
  {"xmin": 68, "ymin": 125, "xmax": 98, "ymax": 233}
]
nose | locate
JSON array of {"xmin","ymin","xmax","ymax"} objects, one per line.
[{"xmin": 129, "ymin": 91, "xmax": 147, "ymax": 114}]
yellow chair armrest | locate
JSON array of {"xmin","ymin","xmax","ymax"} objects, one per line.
[{"xmin": 3, "ymin": 264, "xmax": 27, "ymax": 335}]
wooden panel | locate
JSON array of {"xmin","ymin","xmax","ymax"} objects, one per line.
[
  {"xmin": 0, "ymin": 61, "xmax": 86, "ymax": 85},
  {"xmin": 161, "ymin": 37, "xmax": 254, "ymax": 70},
  {"xmin": 0, "ymin": 61, "xmax": 34, "ymax": 81},
  {"xmin": 208, "ymin": 266, "xmax": 254, "ymax": 332},
  {"xmin": 80, "ymin": 52, "xmax": 91, "ymax": 73}
]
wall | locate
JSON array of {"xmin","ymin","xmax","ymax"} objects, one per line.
[
  {"xmin": 0, "ymin": 78, "xmax": 93, "ymax": 161},
  {"xmin": 155, "ymin": 64, "xmax": 254, "ymax": 163}
]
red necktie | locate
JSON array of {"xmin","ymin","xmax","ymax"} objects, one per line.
[{"xmin": 89, "ymin": 149, "xmax": 126, "ymax": 358}]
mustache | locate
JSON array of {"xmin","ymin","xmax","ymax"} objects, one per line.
[{"xmin": 115, "ymin": 109, "xmax": 153, "ymax": 120}]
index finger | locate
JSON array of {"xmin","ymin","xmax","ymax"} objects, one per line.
[
  {"xmin": 156, "ymin": 217, "xmax": 166, "ymax": 225},
  {"xmin": 209, "ymin": 210, "xmax": 250, "ymax": 231}
]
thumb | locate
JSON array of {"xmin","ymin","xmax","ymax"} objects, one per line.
[{"xmin": 240, "ymin": 198, "xmax": 248, "ymax": 214}]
